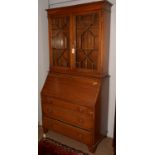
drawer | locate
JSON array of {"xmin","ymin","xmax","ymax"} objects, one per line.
[
  {"xmin": 42, "ymin": 97, "xmax": 94, "ymax": 117},
  {"xmin": 42, "ymin": 103, "xmax": 93, "ymax": 130},
  {"xmin": 43, "ymin": 117, "xmax": 93, "ymax": 145}
]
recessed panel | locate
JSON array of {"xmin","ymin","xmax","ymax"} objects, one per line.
[
  {"xmin": 75, "ymin": 13, "xmax": 99, "ymax": 70},
  {"xmin": 51, "ymin": 16, "xmax": 70, "ymax": 67}
]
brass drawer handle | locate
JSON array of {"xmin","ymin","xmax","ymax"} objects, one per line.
[
  {"xmin": 92, "ymin": 81, "xmax": 98, "ymax": 86},
  {"xmin": 89, "ymin": 111, "xmax": 93, "ymax": 114}
]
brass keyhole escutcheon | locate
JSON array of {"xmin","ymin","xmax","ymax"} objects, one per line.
[{"xmin": 72, "ymin": 48, "xmax": 75, "ymax": 54}]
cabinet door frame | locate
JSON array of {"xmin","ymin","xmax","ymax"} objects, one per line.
[
  {"xmin": 71, "ymin": 10, "xmax": 102, "ymax": 73},
  {"xmin": 48, "ymin": 14, "xmax": 71, "ymax": 70},
  {"xmin": 48, "ymin": 10, "xmax": 103, "ymax": 77}
]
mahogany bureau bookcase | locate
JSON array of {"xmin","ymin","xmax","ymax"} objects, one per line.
[{"xmin": 41, "ymin": 0, "xmax": 112, "ymax": 153}]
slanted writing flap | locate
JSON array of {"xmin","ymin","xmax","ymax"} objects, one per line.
[{"xmin": 41, "ymin": 74, "xmax": 101, "ymax": 107}]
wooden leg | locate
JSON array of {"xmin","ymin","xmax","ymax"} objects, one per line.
[
  {"xmin": 88, "ymin": 134, "xmax": 105, "ymax": 153},
  {"xmin": 43, "ymin": 127, "xmax": 48, "ymax": 138},
  {"xmin": 43, "ymin": 133, "xmax": 47, "ymax": 138}
]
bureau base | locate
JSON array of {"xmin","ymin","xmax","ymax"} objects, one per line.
[
  {"xmin": 42, "ymin": 127, "xmax": 104, "ymax": 153},
  {"xmin": 42, "ymin": 116, "xmax": 105, "ymax": 153}
]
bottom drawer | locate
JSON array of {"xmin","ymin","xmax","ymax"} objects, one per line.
[{"xmin": 43, "ymin": 117, "xmax": 93, "ymax": 145}]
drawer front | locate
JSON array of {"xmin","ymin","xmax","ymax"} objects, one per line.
[
  {"xmin": 42, "ymin": 103, "xmax": 93, "ymax": 130},
  {"xmin": 42, "ymin": 97, "xmax": 94, "ymax": 117},
  {"xmin": 43, "ymin": 117, "xmax": 93, "ymax": 145}
]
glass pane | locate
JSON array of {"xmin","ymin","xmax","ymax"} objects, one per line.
[
  {"xmin": 75, "ymin": 13, "xmax": 99, "ymax": 70},
  {"xmin": 51, "ymin": 16, "xmax": 70, "ymax": 67}
]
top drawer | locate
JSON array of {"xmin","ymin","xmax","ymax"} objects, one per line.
[{"xmin": 42, "ymin": 97, "xmax": 94, "ymax": 118}]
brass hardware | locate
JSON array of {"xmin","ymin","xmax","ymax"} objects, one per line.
[
  {"xmin": 72, "ymin": 48, "xmax": 75, "ymax": 54},
  {"xmin": 43, "ymin": 133, "xmax": 46, "ymax": 138},
  {"xmin": 92, "ymin": 81, "xmax": 98, "ymax": 85},
  {"xmin": 89, "ymin": 111, "xmax": 93, "ymax": 115}
]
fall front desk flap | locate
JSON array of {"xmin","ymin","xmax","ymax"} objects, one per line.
[{"xmin": 41, "ymin": 74, "xmax": 101, "ymax": 107}]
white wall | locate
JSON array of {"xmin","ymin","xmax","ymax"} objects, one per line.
[
  {"xmin": 38, "ymin": 0, "xmax": 49, "ymax": 124},
  {"xmin": 38, "ymin": 0, "xmax": 116, "ymax": 138},
  {"xmin": 107, "ymin": 0, "xmax": 116, "ymax": 137}
]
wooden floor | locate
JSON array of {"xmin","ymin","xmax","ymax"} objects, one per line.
[{"xmin": 38, "ymin": 126, "xmax": 114, "ymax": 155}]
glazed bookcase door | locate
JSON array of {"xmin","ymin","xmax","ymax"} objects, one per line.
[
  {"xmin": 74, "ymin": 12, "xmax": 100, "ymax": 71},
  {"xmin": 49, "ymin": 15, "xmax": 70, "ymax": 68}
]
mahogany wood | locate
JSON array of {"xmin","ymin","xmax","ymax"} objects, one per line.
[
  {"xmin": 47, "ymin": 0, "xmax": 112, "ymax": 77},
  {"xmin": 41, "ymin": 0, "xmax": 112, "ymax": 153},
  {"xmin": 43, "ymin": 117, "xmax": 93, "ymax": 145},
  {"xmin": 42, "ymin": 103, "xmax": 94, "ymax": 130}
]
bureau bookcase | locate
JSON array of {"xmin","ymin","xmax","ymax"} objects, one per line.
[{"xmin": 41, "ymin": 0, "xmax": 112, "ymax": 152}]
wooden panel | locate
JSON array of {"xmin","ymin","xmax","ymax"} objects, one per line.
[
  {"xmin": 100, "ymin": 9, "xmax": 111, "ymax": 75},
  {"xmin": 75, "ymin": 12, "xmax": 99, "ymax": 70},
  {"xmin": 42, "ymin": 103, "xmax": 94, "ymax": 130},
  {"xmin": 42, "ymin": 97, "xmax": 94, "ymax": 116},
  {"xmin": 43, "ymin": 117, "xmax": 93, "ymax": 145},
  {"xmin": 49, "ymin": 15, "xmax": 70, "ymax": 67},
  {"xmin": 41, "ymin": 74, "xmax": 101, "ymax": 107}
]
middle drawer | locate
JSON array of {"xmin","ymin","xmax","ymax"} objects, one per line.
[{"xmin": 42, "ymin": 103, "xmax": 93, "ymax": 130}]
